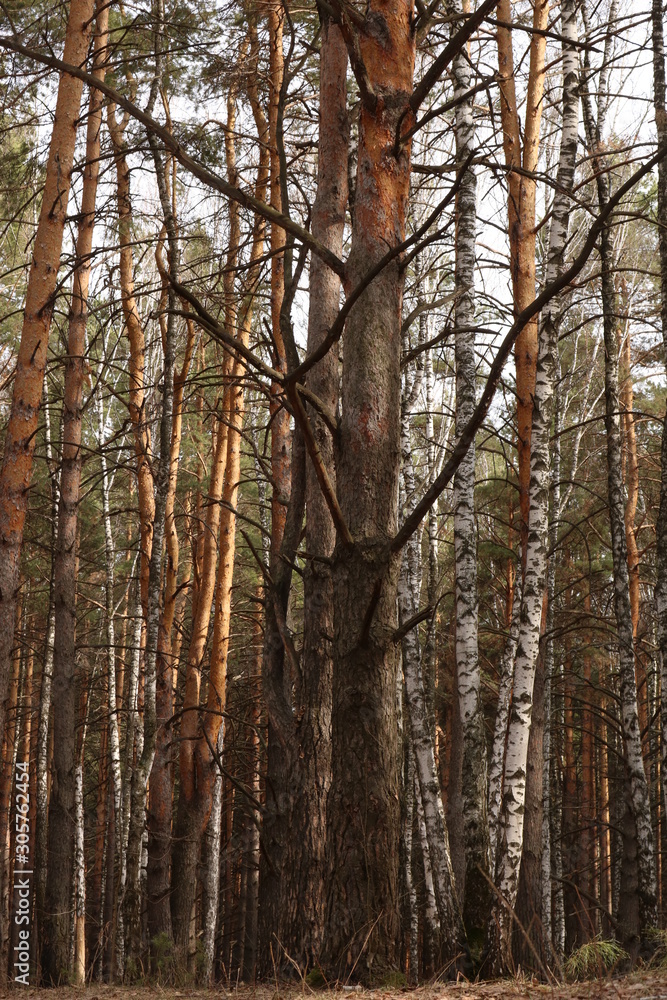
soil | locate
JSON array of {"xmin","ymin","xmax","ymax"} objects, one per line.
[{"xmin": 4, "ymin": 974, "xmax": 667, "ymax": 1000}]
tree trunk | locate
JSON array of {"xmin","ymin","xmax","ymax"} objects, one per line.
[
  {"xmin": 123, "ymin": 118, "xmax": 177, "ymax": 972},
  {"xmin": 324, "ymin": 0, "xmax": 415, "ymax": 978},
  {"xmin": 581, "ymin": 50, "xmax": 658, "ymax": 938},
  {"xmin": 0, "ymin": 0, "xmax": 95, "ymax": 763},
  {"xmin": 95, "ymin": 385, "xmax": 125, "ymax": 979},
  {"xmin": 146, "ymin": 163, "xmax": 196, "ymax": 946},
  {"xmin": 262, "ymin": 16, "xmax": 348, "ymax": 971},
  {"xmin": 399, "ymin": 403, "xmax": 459, "ymax": 962},
  {"xmin": 448, "ymin": 0, "xmax": 490, "ymax": 949},
  {"xmin": 172, "ymin": 71, "xmax": 268, "ymax": 961},
  {"xmin": 542, "ymin": 370, "xmax": 561, "ymax": 963},
  {"xmin": 486, "ymin": 2, "xmax": 578, "ymax": 968},
  {"xmin": 35, "ymin": 397, "xmax": 59, "ymax": 970},
  {"xmin": 495, "ymin": 0, "xmax": 549, "ymax": 561},
  {"xmin": 41, "ymin": 7, "xmax": 107, "ymax": 977},
  {"xmin": 488, "ymin": 584, "xmax": 521, "ymax": 874},
  {"xmin": 654, "ymin": 0, "xmax": 667, "ymax": 926}
]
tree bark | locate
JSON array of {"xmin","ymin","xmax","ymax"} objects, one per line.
[
  {"xmin": 35, "ymin": 397, "xmax": 58, "ymax": 969},
  {"xmin": 323, "ymin": 0, "xmax": 415, "ymax": 978},
  {"xmin": 581, "ymin": 34, "xmax": 658, "ymax": 938},
  {"xmin": 399, "ymin": 395, "xmax": 459, "ymax": 962},
  {"xmin": 448, "ymin": 0, "xmax": 490, "ymax": 949},
  {"xmin": 495, "ymin": 0, "xmax": 548, "ymax": 561},
  {"xmin": 95, "ymin": 384, "xmax": 125, "ymax": 978},
  {"xmin": 171, "ymin": 66, "xmax": 268, "ymax": 962},
  {"xmin": 146, "ymin": 167, "xmax": 196, "ymax": 946},
  {"xmin": 486, "ymin": 1, "xmax": 579, "ymax": 969},
  {"xmin": 41, "ymin": 6, "xmax": 107, "ymax": 978},
  {"xmin": 265, "ymin": 15, "xmax": 348, "ymax": 970},
  {"xmin": 653, "ymin": 0, "xmax": 667, "ymax": 922},
  {"xmin": 0, "ymin": 0, "xmax": 95, "ymax": 762}
]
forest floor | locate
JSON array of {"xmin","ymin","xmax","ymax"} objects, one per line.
[{"xmin": 6, "ymin": 974, "xmax": 667, "ymax": 1000}]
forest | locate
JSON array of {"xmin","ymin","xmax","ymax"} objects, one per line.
[{"xmin": 0, "ymin": 0, "xmax": 667, "ymax": 988}]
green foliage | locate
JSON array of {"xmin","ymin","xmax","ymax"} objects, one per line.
[
  {"xmin": 376, "ymin": 970, "xmax": 408, "ymax": 989},
  {"xmin": 564, "ymin": 938, "xmax": 629, "ymax": 980},
  {"xmin": 305, "ymin": 966, "xmax": 328, "ymax": 988},
  {"xmin": 150, "ymin": 932, "xmax": 175, "ymax": 984}
]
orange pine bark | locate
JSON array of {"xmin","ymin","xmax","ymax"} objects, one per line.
[
  {"xmin": 620, "ymin": 319, "xmax": 648, "ymax": 758},
  {"xmin": 107, "ymin": 102, "xmax": 156, "ymax": 613},
  {"xmin": 268, "ymin": 0, "xmax": 291, "ymax": 558},
  {"xmin": 171, "ymin": 60, "xmax": 269, "ymax": 955},
  {"xmin": 496, "ymin": 0, "xmax": 549, "ymax": 562},
  {"xmin": 0, "ymin": 0, "xmax": 96, "ymax": 751}
]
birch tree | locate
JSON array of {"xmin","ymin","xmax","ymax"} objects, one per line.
[
  {"xmin": 581, "ymin": 3, "xmax": 658, "ymax": 943},
  {"xmin": 486, "ymin": 0, "xmax": 580, "ymax": 971}
]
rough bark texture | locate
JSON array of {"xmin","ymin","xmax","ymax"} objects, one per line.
[
  {"xmin": 268, "ymin": 18, "xmax": 348, "ymax": 969},
  {"xmin": 448, "ymin": 0, "xmax": 490, "ymax": 951},
  {"xmin": 147, "ymin": 193, "xmax": 196, "ymax": 946},
  {"xmin": 488, "ymin": 583, "xmax": 521, "ymax": 876},
  {"xmin": 35, "ymin": 364, "xmax": 58, "ymax": 971},
  {"xmin": 123, "ymin": 102, "xmax": 178, "ymax": 972},
  {"xmin": 486, "ymin": 3, "xmax": 578, "ymax": 969},
  {"xmin": 581, "ymin": 34, "xmax": 658, "ymax": 940},
  {"xmin": 399, "ymin": 397, "xmax": 459, "ymax": 963},
  {"xmin": 0, "ymin": 0, "xmax": 95, "ymax": 763},
  {"xmin": 172, "ymin": 67, "xmax": 268, "ymax": 961},
  {"xmin": 652, "ymin": 0, "xmax": 667, "ymax": 890},
  {"xmin": 41, "ymin": 8, "xmax": 106, "ymax": 979},
  {"xmin": 495, "ymin": 0, "xmax": 548, "ymax": 561},
  {"xmin": 323, "ymin": 0, "xmax": 415, "ymax": 978},
  {"xmin": 542, "ymin": 371, "xmax": 561, "ymax": 962}
]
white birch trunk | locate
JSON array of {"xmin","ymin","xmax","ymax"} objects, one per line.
[
  {"xmin": 423, "ymin": 344, "xmax": 439, "ymax": 686},
  {"xmin": 581, "ymin": 10, "xmax": 658, "ymax": 934},
  {"xmin": 36, "ymin": 393, "xmax": 59, "ymax": 938},
  {"xmin": 202, "ymin": 728, "xmax": 224, "ymax": 984},
  {"xmin": 415, "ymin": 771, "xmax": 439, "ymax": 966},
  {"xmin": 487, "ymin": 4, "xmax": 579, "ymax": 970},
  {"xmin": 95, "ymin": 392, "xmax": 126, "ymax": 980},
  {"xmin": 487, "ymin": 582, "xmax": 521, "ymax": 873},
  {"xmin": 402, "ymin": 740, "xmax": 418, "ymax": 980},
  {"xmin": 551, "ymin": 654, "xmax": 566, "ymax": 957},
  {"xmin": 541, "ymin": 372, "xmax": 560, "ymax": 961},
  {"xmin": 651, "ymin": 0, "xmax": 667, "ymax": 886},
  {"xmin": 399, "ymin": 397, "xmax": 459, "ymax": 958},
  {"xmin": 116, "ymin": 592, "xmax": 142, "ymax": 979},
  {"xmin": 447, "ymin": 0, "xmax": 490, "ymax": 943},
  {"xmin": 73, "ymin": 750, "xmax": 86, "ymax": 984}
]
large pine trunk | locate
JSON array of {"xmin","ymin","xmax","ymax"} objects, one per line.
[{"xmin": 323, "ymin": 0, "xmax": 415, "ymax": 977}]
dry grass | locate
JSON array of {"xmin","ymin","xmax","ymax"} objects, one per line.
[{"xmin": 6, "ymin": 971, "xmax": 667, "ymax": 1000}]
